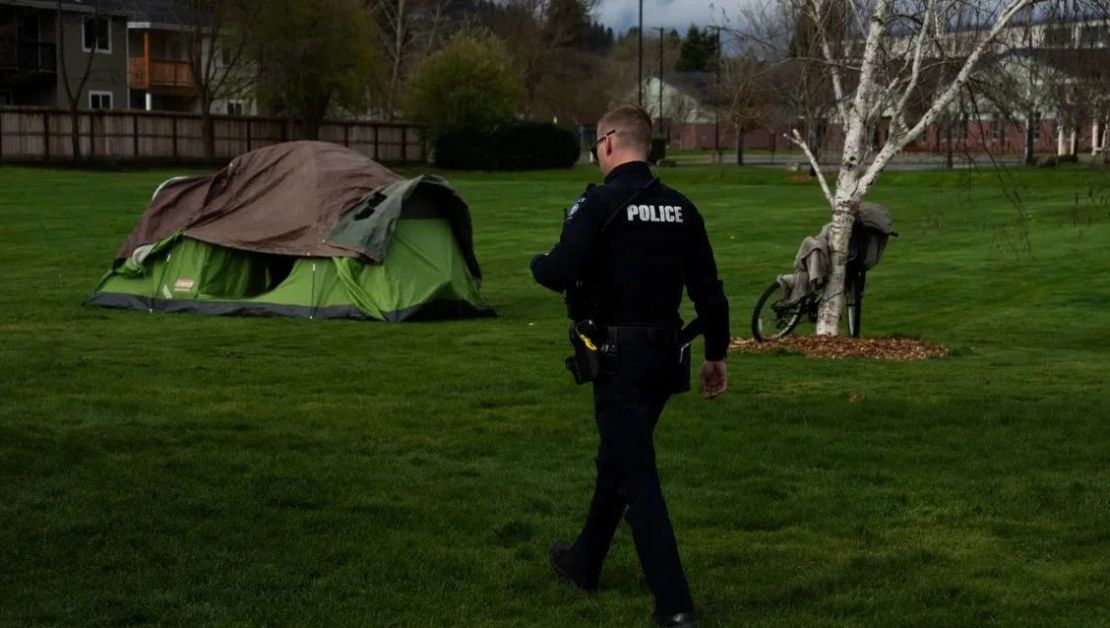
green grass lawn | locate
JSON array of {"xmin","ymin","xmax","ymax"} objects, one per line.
[{"xmin": 1, "ymin": 162, "xmax": 1108, "ymax": 627}]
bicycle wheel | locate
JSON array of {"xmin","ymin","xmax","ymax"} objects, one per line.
[
  {"xmin": 752, "ymin": 280, "xmax": 803, "ymax": 342},
  {"xmin": 847, "ymin": 270, "xmax": 866, "ymax": 338}
]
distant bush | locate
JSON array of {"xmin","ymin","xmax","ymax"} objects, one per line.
[
  {"xmin": 1036, "ymin": 155, "xmax": 1058, "ymax": 168},
  {"xmin": 649, "ymin": 137, "xmax": 667, "ymax": 164},
  {"xmin": 403, "ymin": 32, "xmax": 523, "ymax": 134},
  {"xmin": 1058, "ymin": 153, "xmax": 1079, "ymax": 164},
  {"xmin": 435, "ymin": 123, "xmax": 579, "ymax": 170}
]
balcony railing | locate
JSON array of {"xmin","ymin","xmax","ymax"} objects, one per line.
[
  {"xmin": 0, "ymin": 39, "xmax": 57, "ymax": 73},
  {"xmin": 130, "ymin": 57, "xmax": 195, "ymax": 91}
]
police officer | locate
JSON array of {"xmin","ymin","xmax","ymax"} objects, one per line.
[{"xmin": 530, "ymin": 105, "xmax": 729, "ymax": 628}]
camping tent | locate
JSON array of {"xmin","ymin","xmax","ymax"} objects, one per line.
[{"xmin": 87, "ymin": 141, "xmax": 494, "ymax": 322}]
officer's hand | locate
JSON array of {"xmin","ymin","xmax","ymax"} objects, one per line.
[{"xmin": 698, "ymin": 360, "xmax": 728, "ymax": 400}]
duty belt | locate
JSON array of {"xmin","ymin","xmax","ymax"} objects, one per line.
[{"xmin": 605, "ymin": 326, "xmax": 680, "ymax": 346}]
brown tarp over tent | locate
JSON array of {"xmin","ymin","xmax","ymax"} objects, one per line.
[
  {"xmin": 92, "ymin": 140, "xmax": 494, "ymax": 322},
  {"xmin": 115, "ymin": 141, "xmax": 402, "ymax": 261}
]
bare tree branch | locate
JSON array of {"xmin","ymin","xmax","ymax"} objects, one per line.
[
  {"xmin": 861, "ymin": 0, "xmax": 1040, "ymax": 190},
  {"xmin": 810, "ymin": 0, "xmax": 850, "ymax": 125},
  {"xmin": 786, "ymin": 128, "xmax": 835, "ymax": 205}
]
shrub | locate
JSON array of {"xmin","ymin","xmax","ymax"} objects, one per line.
[
  {"xmin": 435, "ymin": 123, "xmax": 579, "ymax": 170},
  {"xmin": 402, "ymin": 32, "xmax": 523, "ymax": 134}
]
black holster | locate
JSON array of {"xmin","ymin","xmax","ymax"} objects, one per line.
[
  {"xmin": 565, "ymin": 320, "xmax": 604, "ymax": 385},
  {"xmin": 672, "ymin": 319, "xmax": 702, "ymax": 394},
  {"xmin": 564, "ymin": 320, "xmax": 701, "ymax": 390},
  {"xmin": 674, "ymin": 341, "xmax": 692, "ymax": 394}
]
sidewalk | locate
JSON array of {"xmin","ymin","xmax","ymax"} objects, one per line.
[{"xmin": 666, "ymin": 150, "xmax": 1078, "ymax": 171}]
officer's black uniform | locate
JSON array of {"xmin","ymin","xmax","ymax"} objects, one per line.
[{"xmin": 530, "ymin": 161, "xmax": 729, "ymax": 618}]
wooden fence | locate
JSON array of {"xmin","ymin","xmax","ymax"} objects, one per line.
[{"xmin": 0, "ymin": 107, "xmax": 426, "ymax": 165}]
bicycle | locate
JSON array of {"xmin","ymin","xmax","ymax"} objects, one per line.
[{"xmin": 751, "ymin": 204, "xmax": 896, "ymax": 342}]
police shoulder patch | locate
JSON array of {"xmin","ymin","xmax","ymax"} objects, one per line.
[{"xmin": 566, "ymin": 196, "xmax": 588, "ymax": 222}]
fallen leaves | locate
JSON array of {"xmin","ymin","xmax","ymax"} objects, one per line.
[{"xmin": 729, "ymin": 335, "xmax": 949, "ymax": 361}]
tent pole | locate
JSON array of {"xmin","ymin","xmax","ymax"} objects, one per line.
[
  {"xmin": 310, "ymin": 261, "xmax": 317, "ymax": 320},
  {"xmin": 152, "ymin": 251, "xmax": 172, "ymax": 313}
]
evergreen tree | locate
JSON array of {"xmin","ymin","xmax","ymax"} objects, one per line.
[
  {"xmin": 676, "ymin": 24, "xmax": 717, "ymax": 72},
  {"xmin": 544, "ymin": 0, "xmax": 589, "ymax": 49},
  {"xmin": 583, "ymin": 20, "xmax": 614, "ymax": 53}
]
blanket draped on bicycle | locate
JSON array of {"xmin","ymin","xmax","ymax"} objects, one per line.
[
  {"xmin": 777, "ymin": 224, "xmax": 831, "ymax": 305},
  {"xmin": 776, "ymin": 203, "xmax": 892, "ymax": 306}
]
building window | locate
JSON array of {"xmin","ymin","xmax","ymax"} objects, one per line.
[
  {"xmin": 226, "ymin": 101, "xmax": 245, "ymax": 116},
  {"xmin": 0, "ymin": 92, "xmax": 12, "ymax": 106},
  {"xmin": 83, "ymin": 17, "xmax": 111, "ymax": 54},
  {"xmin": 89, "ymin": 91, "xmax": 113, "ymax": 110},
  {"xmin": 1031, "ymin": 112, "xmax": 1042, "ymax": 141},
  {"xmin": 18, "ymin": 13, "xmax": 40, "ymax": 41},
  {"xmin": 165, "ymin": 39, "xmax": 183, "ymax": 60},
  {"xmin": 1045, "ymin": 25, "xmax": 1072, "ymax": 47},
  {"xmin": 1080, "ymin": 25, "xmax": 1110, "ymax": 47}
]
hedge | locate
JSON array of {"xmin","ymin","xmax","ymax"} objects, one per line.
[{"xmin": 434, "ymin": 123, "xmax": 580, "ymax": 170}]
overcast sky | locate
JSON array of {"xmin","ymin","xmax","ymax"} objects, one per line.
[{"xmin": 594, "ymin": 0, "xmax": 736, "ymax": 34}]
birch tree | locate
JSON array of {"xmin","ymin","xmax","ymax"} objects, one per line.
[{"xmin": 775, "ymin": 0, "xmax": 1043, "ymax": 335}]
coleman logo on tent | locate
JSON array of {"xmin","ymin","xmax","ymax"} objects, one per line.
[
  {"xmin": 174, "ymin": 279, "xmax": 195, "ymax": 292},
  {"xmin": 627, "ymin": 204, "xmax": 683, "ymax": 224}
]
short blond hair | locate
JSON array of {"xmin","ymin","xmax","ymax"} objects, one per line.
[{"xmin": 597, "ymin": 105, "xmax": 652, "ymax": 156}]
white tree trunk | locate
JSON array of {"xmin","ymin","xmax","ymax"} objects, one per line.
[
  {"xmin": 812, "ymin": 0, "xmax": 890, "ymax": 335},
  {"xmin": 815, "ymin": 197, "xmax": 857, "ymax": 334},
  {"xmin": 1103, "ymin": 123, "xmax": 1110, "ymax": 164},
  {"xmin": 788, "ymin": 0, "xmax": 1037, "ymax": 336}
]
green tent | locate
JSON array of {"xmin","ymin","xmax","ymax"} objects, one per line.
[{"xmin": 87, "ymin": 141, "xmax": 494, "ymax": 322}]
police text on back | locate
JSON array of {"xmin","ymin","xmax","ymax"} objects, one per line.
[{"xmin": 627, "ymin": 204, "xmax": 684, "ymax": 224}]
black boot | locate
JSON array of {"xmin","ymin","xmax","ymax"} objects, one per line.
[{"xmin": 548, "ymin": 540, "xmax": 598, "ymax": 592}]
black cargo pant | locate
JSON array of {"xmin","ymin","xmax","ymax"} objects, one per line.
[{"xmin": 569, "ymin": 342, "xmax": 693, "ymax": 616}]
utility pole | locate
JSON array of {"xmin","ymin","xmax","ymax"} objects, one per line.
[
  {"xmin": 656, "ymin": 26, "xmax": 664, "ymax": 137},
  {"xmin": 713, "ymin": 26, "xmax": 721, "ymax": 162},
  {"xmin": 637, "ymin": 0, "xmax": 643, "ymax": 107}
]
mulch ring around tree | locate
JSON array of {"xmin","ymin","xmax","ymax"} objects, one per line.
[{"xmin": 729, "ymin": 335, "xmax": 948, "ymax": 361}]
